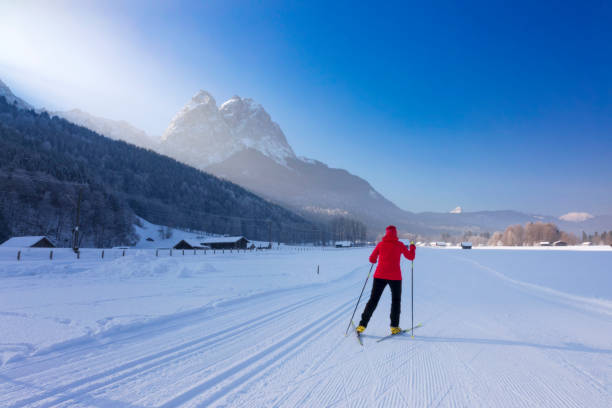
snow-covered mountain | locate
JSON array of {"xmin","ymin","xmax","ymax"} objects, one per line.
[
  {"xmin": 220, "ymin": 96, "xmax": 295, "ymax": 165},
  {"xmin": 0, "ymin": 79, "xmax": 32, "ymax": 110},
  {"xmin": 4, "ymin": 78, "xmax": 609, "ymax": 238},
  {"xmin": 160, "ymin": 91, "xmax": 412, "ymax": 235},
  {"xmin": 52, "ymin": 109, "xmax": 157, "ymax": 150},
  {"xmin": 160, "ymin": 92, "xmax": 295, "ymax": 168},
  {"xmin": 159, "ymin": 90, "xmax": 612, "ymax": 237}
]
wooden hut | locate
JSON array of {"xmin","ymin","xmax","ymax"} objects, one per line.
[
  {"xmin": 173, "ymin": 239, "xmax": 211, "ymax": 250},
  {"xmin": 0, "ymin": 236, "xmax": 56, "ymax": 248},
  {"xmin": 200, "ymin": 236, "xmax": 249, "ymax": 250}
]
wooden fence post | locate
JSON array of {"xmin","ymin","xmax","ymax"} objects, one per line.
[
  {"xmin": 50, "ymin": 250, "xmax": 53, "ymax": 260},
  {"xmin": 170, "ymin": 249, "xmax": 172, "ymax": 256},
  {"xmin": 182, "ymin": 250, "xmax": 185, "ymax": 256},
  {"xmin": 122, "ymin": 250, "xmax": 125, "ymax": 257},
  {"xmin": 77, "ymin": 251, "xmax": 80, "ymax": 259},
  {"xmin": 101, "ymin": 250, "xmax": 104, "ymax": 259},
  {"xmin": 17, "ymin": 250, "xmax": 21, "ymax": 261},
  {"xmin": 156, "ymin": 249, "xmax": 159, "ymax": 257}
]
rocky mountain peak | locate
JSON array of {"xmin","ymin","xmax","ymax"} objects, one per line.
[
  {"xmin": 161, "ymin": 91, "xmax": 295, "ymax": 167},
  {"xmin": 190, "ymin": 90, "xmax": 216, "ymax": 106}
]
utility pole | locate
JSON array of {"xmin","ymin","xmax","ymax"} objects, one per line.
[
  {"xmin": 268, "ymin": 220, "xmax": 272, "ymax": 248},
  {"xmin": 72, "ymin": 189, "xmax": 82, "ymax": 253}
]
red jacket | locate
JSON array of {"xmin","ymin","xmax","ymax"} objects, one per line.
[{"xmin": 369, "ymin": 225, "xmax": 415, "ymax": 280}]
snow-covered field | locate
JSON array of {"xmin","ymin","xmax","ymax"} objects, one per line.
[{"xmin": 1, "ymin": 246, "xmax": 611, "ymax": 407}]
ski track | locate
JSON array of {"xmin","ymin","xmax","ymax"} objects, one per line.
[{"xmin": 1, "ymin": 249, "xmax": 611, "ymax": 407}]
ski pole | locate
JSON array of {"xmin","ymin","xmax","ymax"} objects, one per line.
[
  {"xmin": 411, "ymin": 259, "xmax": 414, "ymax": 337},
  {"xmin": 345, "ymin": 263, "xmax": 374, "ymax": 335}
]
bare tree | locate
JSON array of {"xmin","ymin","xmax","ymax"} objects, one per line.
[{"xmin": 502, "ymin": 224, "xmax": 525, "ymax": 246}]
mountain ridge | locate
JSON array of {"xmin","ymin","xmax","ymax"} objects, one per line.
[{"xmin": 5, "ymin": 78, "xmax": 609, "ymax": 238}]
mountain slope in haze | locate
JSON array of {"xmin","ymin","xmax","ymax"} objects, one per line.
[
  {"xmin": 0, "ymin": 79, "xmax": 33, "ymax": 110},
  {"xmin": 52, "ymin": 109, "xmax": 157, "ymax": 150},
  {"xmin": 161, "ymin": 91, "xmax": 413, "ymax": 236},
  {"xmin": 0, "ymin": 95, "xmax": 315, "ymax": 247},
  {"xmin": 20, "ymin": 78, "xmax": 608, "ymax": 238},
  {"xmin": 157, "ymin": 90, "xmax": 612, "ymax": 237}
]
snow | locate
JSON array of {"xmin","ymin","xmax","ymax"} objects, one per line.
[
  {"xmin": 450, "ymin": 206, "xmax": 463, "ymax": 214},
  {"xmin": 0, "ymin": 236, "xmax": 51, "ymax": 248},
  {"xmin": 161, "ymin": 91, "xmax": 296, "ymax": 169},
  {"xmin": 132, "ymin": 218, "xmax": 218, "ymax": 249},
  {"xmin": 1, "ymin": 246, "xmax": 611, "ymax": 407},
  {"xmin": 201, "ymin": 236, "xmax": 246, "ymax": 244},
  {"xmin": 560, "ymin": 212, "xmax": 595, "ymax": 222}
]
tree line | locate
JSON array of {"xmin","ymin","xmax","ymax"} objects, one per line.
[
  {"xmin": 325, "ymin": 216, "xmax": 367, "ymax": 243},
  {"xmin": 0, "ymin": 97, "xmax": 316, "ymax": 247},
  {"xmin": 459, "ymin": 222, "xmax": 611, "ymax": 246},
  {"xmin": 581, "ymin": 231, "xmax": 612, "ymax": 245}
]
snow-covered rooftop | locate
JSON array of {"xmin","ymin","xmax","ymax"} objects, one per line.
[
  {"xmin": 174, "ymin": 239, "xmax": 211, "ymax": 249},
  {"xmin": 201, "ymin": 236, "xmax": 248, "ymax": 244},
  {"xmin": 0, "ymin": 236, "xmax": 54, "ymax": 248}
]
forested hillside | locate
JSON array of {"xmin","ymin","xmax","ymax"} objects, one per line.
[{"xmin": 0, "ymin": 97, "xmax": 315, "ymax": 247}]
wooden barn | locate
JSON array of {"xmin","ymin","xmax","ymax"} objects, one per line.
[
  {"xmin": 201, "ymin": 236, "xmax": 249, "ymax": 250},
  {"xmin": 0, "ymin": 236, "xmax": 56, "ymax": 248},
  {"xmin": 173, "ymin": 240, "xmax": 211, "ymax": 250}
]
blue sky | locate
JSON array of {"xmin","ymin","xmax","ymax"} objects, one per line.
[{"xmin": 1, "ymin": 0, "xmax": 611, "ymax": 215}]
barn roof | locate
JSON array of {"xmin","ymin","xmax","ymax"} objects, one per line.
[
  {"xmin": 174, "ymin": 239, "xmax": 211, "ymax": 248},
  {"xmin": 201, "ymin": 236, "xmax": 248, "ymax": 244},
  {"xmin": 0, "ymin": 236, "xmax": 54, "ymax": 247}
]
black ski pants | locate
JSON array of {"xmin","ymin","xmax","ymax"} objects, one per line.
[{"xmin": 359, "ymin": 278, "xmax": 402, "ymax": 328}]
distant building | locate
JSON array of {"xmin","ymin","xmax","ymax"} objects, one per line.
[
  {"xmin": 461, "ymin": 242, "xmax": 473, "ymax": 249},
  {"xmin": 581, "ymin": 242, "xmax": 592, "ymax": 246},
  {"xmin": 335, "ymin": 241, "xmax": 353, "ymax": 248},
  {"xmin": 539, "ymin": 241, "xmax": 552, "ymax": 246},
  {"xmin": 0, "ymin": 236, "xmax": 56, "ymax": 248},
  {"xmin": 435, "ymin": 242, "xmax": 447, "ymax": 247},
  {"xmin": 173, "ymin": 240, "xmax": 211, "ymax": 250},
  {"xmin": 553, "ymin": 241, "xmax": 568, "ymax": 246},
  {"xmin": 201, "ymin": 236, "xmax": 249, "ymax": 249}
]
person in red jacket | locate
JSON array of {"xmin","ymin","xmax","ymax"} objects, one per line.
[{"xmin": 356, "ymin": 225, "xmax": 416, "ymax": 335}]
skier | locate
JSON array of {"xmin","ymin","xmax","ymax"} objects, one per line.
[{"xmin": 356, "ymin": 225, "xmax": 416, "ymax": 335}]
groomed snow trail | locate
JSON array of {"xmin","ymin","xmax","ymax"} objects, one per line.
[{"xmin": 1, "ymin": 248, "xmax": 611, "ymax": 407}]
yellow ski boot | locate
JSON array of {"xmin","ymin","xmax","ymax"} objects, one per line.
[
  {"xmin": 356, "ymin": 325, "xmax": 366, "ymax": 333},
  {"xmin": 390, "ymin": 326, "xmax": 402, "ymax": 335}
]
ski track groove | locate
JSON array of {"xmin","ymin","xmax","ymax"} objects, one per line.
[
  {"xmin": 3, "ymin": 252, "xmax": 611, "ymax": 407},
  {"xmin": 217, "ymin": 314, "xmax": 352, "ymax": 408},
  {"xmin": 193, "ymin": 298, "xmax": 354, "ymax": 407},
  {"xmin": 5, "ymin": 293, "xmax": 329, "ymax": 408},
  {"xmin": 156, "ymin": 298, "xmax": 355, "ymax": 408},
  {"xmin": 5, "ymin": 287, "xmax": 312, "ymax": 376}
]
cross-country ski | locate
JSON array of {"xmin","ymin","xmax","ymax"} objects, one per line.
[{"xmin": 376, "ymin": 323, "xmax": 424, "ymax": 343}]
